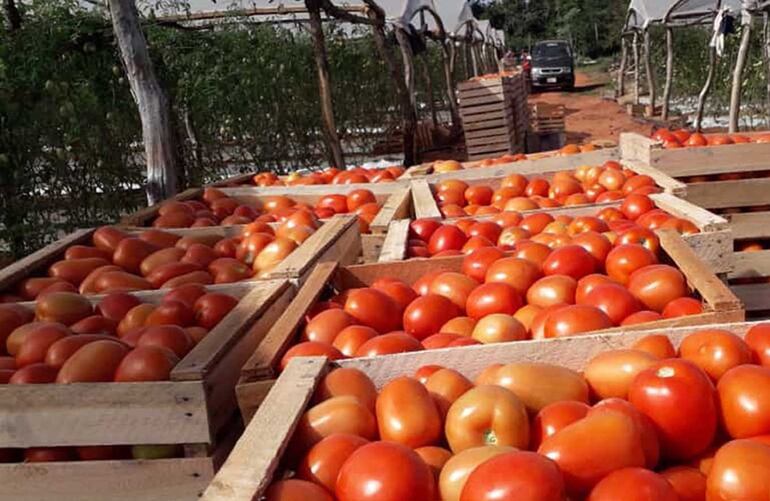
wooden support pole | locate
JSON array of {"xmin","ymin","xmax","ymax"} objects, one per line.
[
  {"xmin": 442, "ymin": 41, "xmax": 461, "ymax": 127},
  {"xmin": 662, "ymin": 27, "xmax": 674, "ymax": 121},
  {"xmin": 643, "ymin": 29, "xmax": 656, "ymax": 117},
  {"xmin": 394, "ymin": 27, "xmax": 419, "ymax": 165},
  {"xmin": 470, "ymin": 42, "xmax": 479, "ymax": 77},
  {"xmin": 695, "ymin": 45, "xmax": 717, "ymax": 132},
  {"xmin": 306, "ymin": 0, "xmax": 345, "ymax": 169},
  {"xmin": 108, "ymin": 0, "xmax": 179, "ymax": 205},
  {"xmin": 633, "ymin": 31, "xmax": 640, "ymax": 105},
  {"xmin": 617, "ymin": 37, "xmax": 627, "ymax": 97},
  {"xmin": 764, "ymin": 12, "xmax": 770, "ymax": 125},
  {"xmin": 729, "ymin": 17, "xmax": 753, "ymax": 133},
  {"xmin": 420, "ymin": 55, "xmax": 437, "ymax": 125}
]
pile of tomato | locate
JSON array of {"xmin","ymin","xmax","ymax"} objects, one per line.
[
  {"xmin": 280, "ymin": 206, "xmax": 703, "ymax": 369},
  {"xmin": 653, "ymin": 128, "xmax": 770, "ymax": 150},
  {"xmin": 150, "ymin": 186, "xmax": 380, "ymax": 233},
  {"xmin": 265, "ymin": 323, "xmax": 770, "ymax": 501},
  {"xmin": 430, "ymin": 144, "xmax": 606, "ymax": 173},
  {"xmin": 408, "ymin": 193, "xmax": 697, "ymax": 259},
  {"xmin": 431, "ymin": 161, "xmax": 659, "ymax": 218},
  {"xmin": 1, "ymin": 218, "xmax": 317, "ymax": 303},
  {"xmin": 251, "ymin": 166, "xmax": 405, "ymax": 186}
]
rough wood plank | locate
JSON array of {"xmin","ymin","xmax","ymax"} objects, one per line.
[
  {"xmin": 0, "ymin": 456, "xmax": 214, "ymax": 501},
  {"xmin": 619, "ymin": 132, "xmax": 654, "ymax": 164},
  {"xmin": 731, "ymin": 283, "xmax": 770, "ymax": 311},
  {"xmin": 378, "ymin": 219, "xmax": 410, "ymax": 263},
  {"xmin": 0, "ymin": 229, "xmax": 94, "ymax": 292},
  {"xmin": 649, "ymin": 141, "xmax": 770, "ymax": 176},
  {"xmin": 460, "ymin": 93, "xmax": 505, "ymax": 106},
  {"xmin": 684, "ymin": 178, "xmax": 770, "ymax": 209},
  {"xmin": 370, "ymin": 186, "xmax": 412, "ymax": 234},
  {"xmin": 622, "ymin": 160, "xmax": 687, "ymax": 195},
  {"xmin": 658, "ymin": 229, "xmax": 742, "ymax": 312},
  {"xmin": 681, "ymin": 230, "xmax": 734, "ymax": 275},
  {"xmin": 729, "ymin": 249, "xmax": 770, "ymax": 279},
  {"xmin": 267, "ymin": 215, "xmax": 359, "ymax": 279},
  {"xmin": 236, "ymin": 380, "xmax": 276, "ymax": 425},
  {"xmin": 650, "ymin": 193, "xmax": 728, "ymax": 231},
  {"xmin": 0, "ymin": 381, "xmax": 208, "ymax": 447},
  {"xmin": 241, "ymin": 262, "xmax": 339, "ymax": 381},
  {"xmin": 171, "ymin": 280, "xmax": 290, "ymax": 381},
  {"xmin": 410, "ymin": 179, "xmax": 442, "ymax": 219},
  {"xmin": 726, "ymin": 211, "xmax": 770, "ymax": 240},
  {"xmin": 462, "ymin": 117, "xmax": 508, "ymax": 132},
  {"xmin": 202, "ymin": 358, "xmax": 327, "ymax": 501}
]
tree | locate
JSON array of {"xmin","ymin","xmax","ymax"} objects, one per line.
[{"xmin": 108, "ymin": 0, "xmax": 179, "ymax": 205}]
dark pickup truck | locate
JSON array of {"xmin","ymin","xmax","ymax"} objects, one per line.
[{"xmin": 530, "ymin": 40, "xmax": 575, "ymax": 90}]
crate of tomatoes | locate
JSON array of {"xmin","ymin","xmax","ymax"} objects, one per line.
[
  {"xmin": 0, "ymin": 215, "xmax": 360, "ymax": 305},
  {"xmin": 0, "ymin": 277, "xmax": 294, "ymax": 500},
  {"xmin": 204, "ymin": 320, "xmax": 770, "ymax": 501},
  {"xmin": 234, "ymin": 228, "xmax": 743, "ymax": 421}
]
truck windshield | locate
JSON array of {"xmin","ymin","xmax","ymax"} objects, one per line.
[{"xmin": 533, "ymin": 44, "xmax": 570, "ymax": 59}]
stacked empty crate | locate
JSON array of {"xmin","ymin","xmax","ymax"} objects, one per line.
[
  {"xmin": 528, "ymin": 102, "xmax": 566, "ymax": 151},
  {"xmin": 458, "ymin": 72, "xmax": 528, "ymax": 161}
]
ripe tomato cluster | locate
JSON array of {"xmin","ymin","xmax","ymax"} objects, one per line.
[
  {"xmin": 281, "ymin": 226, "xmax": 701, "ymax": 369},
  {"xmin": 408, "ymin": 194, "xmax": 697, "ymax": 259},
  {"xmin": 431, "ymin": 161, "xmax": 660, "ymax": 219},
  {"xmin": 266, "ymin": 323, "xmax": 770, "ymax": 501},
  {"xmin": 653, "ymin": 128, "xmax": 770, "ymax": 149},
  {"xmin": 3, "ymin": 220, "xmax": 315, "ymax": 303},
  {"xmin": 151, "ymin": 186, "xmax": 380, "ymax": 233},
  {"xmin": 0, "ymin": 284, "xmax": 237, "ymax": 386},
  {"xmin": 251, "ymin": 166, "xmax": 405, "ymax": 186},
  {"xmin": 431, "ymin": 143, "xmax": 604, "ymax": 174}
]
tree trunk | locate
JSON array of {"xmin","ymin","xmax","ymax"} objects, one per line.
[
  {"xmin": 695, "ymin": 46, "xmax": 717, "ymax": 131},
  {"xmin": 662, "ymin": 27, "xmax": 674, "ymax": 121},
  {"xmin": 3, "ymin": 0, "xmax": 21, "ymax": 30},
  {"xmin": 643, "ymin": 29, "xmax": 656, "ymax": 117},
  {"xmin": 442, "ymin": 41, "xmax": 461, "ymax": 128},
  {"xmin": 394, "ymin": 27, "xmax": 418, "ymax": 165},
  {"xmin": 729, "ymin": 18, "xmax": 753, "ymax": 133},
  {"xmin": 470, "ymin": 42, "xmax": 479, "ymax": 77},
  {"xmin": 633, "ymin": 31, "xmax": 640, "ymax": 105},
  {"xmin": 421, "ymin": 55, "xmax": 437, "ymax": 125},
  {"xmin": 617, "ymin": 37, "xmax": 627, "ymax": 97},
  {"xmin": 182, "ymin": 106, "xmax": 203, "ymax": 177},
  {"xmin": 306, "ymin": 0, "xmax": 345, "ymax": 169},
  {"xmin": 108, "ymin": 0, "xmax": 178, "ymax": 205}
]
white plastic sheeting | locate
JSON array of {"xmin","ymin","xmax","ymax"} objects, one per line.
[{"xmin": 624, "ymin": 0, "xmax": 744, "ymax": 31}]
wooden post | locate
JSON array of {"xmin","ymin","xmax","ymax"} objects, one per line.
[
  {"xmin": 617, "ymin": 36, "xmax": 627, "ymax": 97},
  {"xmin": 633, "ymin": 31, "xmax": 640, "ymax": 105},
  {"xmin": 729, "ymin": 17, "xmax": 753, "ymax": 133},
  {"xmin": 764, "ymin": 12, "xmax": 770, "ymax": 124},
  {"xmin": 108, "ymin": 0, "xmax": 179, "ymax": 205},
  {"xmin": 695, "ymin": 45, "xmax": 717, "ymax": 131},
  {"xmin": 442, "ymin": 41, "xmax": 461, "ymax": 127},
  {"xmin": 421, "ymin": 55, "xmax": 437, "ymax": 125},
  {"xmin": 3, "ymin": 0, "xmax": 21, "ymax": 30},
  {"xmin": 662, "ymin": 27, "xmax": 674, "ymax": 121},
  {"xmin": 306, "ymin": 0, "xmax": 345, "ymax": 169},
  {"xmin": 470, "ymin": 42, "xmax": 479, "ymax": 77},
  {"xmin": 643, "ymin": 29, "xmax": 656, "ymax": 117}
]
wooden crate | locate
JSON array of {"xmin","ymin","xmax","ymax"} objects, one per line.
[
  {"xmin": 529, "ymin": 102, "xmax": 565, "ymax": 134},
  {"xmin": 458, "ymin": 73, "xmax": 528, "ymax": 161},
  {"xmin": 120, "ymin": 182, "xmax": 412, "ymax": 235},
  {"xmin": 204, "ymin": 319, "xmax": 761, "ymax": 500},
  {"xmin": 0, "ymin": 279, "xmax": 296, "ymax": 500},
  {"xmin": 0, "ymin": 215, "xmax": 362, "ymax": 298},
  {"xmin": 620, "ymin": 132, "xmax": 770, "ymax": 224},
  {"xmin": 392, "ymin": 192, "xmax": 733, "ymax": 274},
  {"xmin": 234, "ymin": 228, "xmax": 743, "ymax": 422}
]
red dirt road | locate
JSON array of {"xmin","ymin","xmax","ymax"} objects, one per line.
[{"xmin": 529, "ymin": 71, "xmax": 653, "ymax": 145}]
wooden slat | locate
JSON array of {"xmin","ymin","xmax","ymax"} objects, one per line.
[
  {"xmin": 370, "ymin": 185, "xmax": 412, "ymax": 234},
  {"xmin": 236, "ymin": 380, "xmax": 276, "ymax": 424},
  {"xmin": 650, "ymin": 193, "xmax": 728, "ymax": 231},
  {"xmin": 462, "ymin": 117, "xmax": 509, "ymax": 132},
  {"xmin": 622, "ymin": 160, "xmax": 687, "ymax": 196},
  {"xmin": 684, "ymin": 178, "xmax": 770, "ymax": 209},
  {"xmin": 410, "ymin": 180, "xmax": 442, "ymax": 219},
  {"xmin": 240, "ymin": 262, "xmax": 339, "ymax": 381},
  {"xmin": 0, "ymin": 381, "xmax": 208, "ymax": 447},
  {"xmin": 729, "ymin": 249, "xmax": 770, "ymax": 279},
  {"xmin": 361, "ymin": 234, "xmax": 384, "ymax": 262},
  {"xmin": 658, "ymin": 229, "xmax": 742, "ymax": 312},
  {"xmin": 0, "ymin": 456, "xmax": 215, "ymax": 501},
  {"xmin": 378, "ymin": 219, "xmax": 410, "ymax": 263},
  {"xmin": 731, "ymin": 283, "xmax": 770, "ymax": 311},
  {"xmin": 726, "ymin": 211, "xmax": 770, "ymax": 240},
  {"xmin": 460, "ymin": 93, "xmax": 505, "ymax": 106},
  {"xmin": 464, "ymin": 128, "xmax": 515, "ymax": 141},
  {"xmin": 203, "ymin": 358, "xmax": 327, "ymax": 501},
  {"xmin": 0, "ymin": 228, "xmax": 94, "ymax": 291}
]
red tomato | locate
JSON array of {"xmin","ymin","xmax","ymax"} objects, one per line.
[
  {"xmin": 679, "ymin": 329, "xmax": 753, "ymax": 381},
  {"xmin": 531, "ymin": 401, "xmax": 590, "ymax": 449},
  {"xmin": 465, "ymin": 283, "xmax": 522, "ymax": 320},
  {"xmin": 587, "ymin": 467, "xmax": 678, "ymax": 501},
  {"xmin": 605, "ymin": 244, "xmax": 658, "ymax": 285},
  {"xmin": 297, "ymin": 434, "xmax": 369, "ymax": 494},
  {"xmin": 571, "ymin": 231, "xmax": 612, "ymax": 265},
  {"xmin": 745, "ymin": 323, "xmax": 770, "ymax": 366},
  {"xmin": 661, "ymin": 297, "xmax": 703, "ymax": 318},
  {"xmin": 462, "ymin": 247, "xmax": 506, "ymax": 283},
  {"xmin": 403, "ymin": 294, "xmax": 460, "ymax": 340},
  {"xmin": 543, "ymin": 305, "xmax": 613, "ymax": 338},
  {"xmin": 114, "ymin": 345, "xmax": 179, "ymax": 382},
  {"xmin": 590, "ymin": 398, "xmax": 660, "ymax": 469},
  {"xmin": 526, "ymin": 275, "xmax": 577, "ymax": 308},
  {"xmin": 467, "ymin": 221, "xmax": 502, "ymax": 243},
  {"xmin": 706, "ymin": 439, "xmax": 770, "ymax": 501},
  {"xmin": 303, "ymin": 309, "xmax": 355, "ymax": 345},
  {"xmin": 717, "ymin": 364, "xmax": 770, "ymax": 439},
  {"xmin": 336, "ymin": 441, "xmax": 435, "ymax": 501},
  {"xmin": 621, "ymin": 310, "xmax": 663, "ymax": 326},
  {"xmin": 428, "ymin": 225, "xmax": 468, "ymax": 255},
  {"xmin": 628, "ymin": 359, "xmax": 717, "ymax": 461},
  {"xmin": 542, "ymin": 245, "xmax": 596, "ymax": 280},
  {"xmin": 344, "ymin": 288, "xmax": 401, "ymax": 333},
  {"xmin": 194, "ymin": 292, "xmax": 238, "ymax": 329},
  {"xmin": 616, "ymin": 227, "xmax": 660, "ymax": 254},
  {"xmin": 460, "ymin": 451, "xmax": 566, "ymax": 501},
  {"xmin": 422, "ymin": 333, "xmax": 481, "ymax": 349},
  {"xmin": 538, "ymin": 409, "xmax": 646, "ymax": 496},
  {"xmin": 620, "ymin": 194, "xmax": 656, "ymax": 221},
  {"xmin": 354, "ymin": 332, "xmax": 423, "ymax": 357},
  {"xmin": 660, "ymin": 466, "xmax": 706, "ymax": 501},
  {"xmin": 485, "ymin": 257, "xmax": 543, "ymax": 295},
  {"xmin": 627, "ymin": 264, "xmax": 688, "ymax": 313},
  {"xmin": 280, "ymin": 342, "xmax": 344, "ymax": 371},
  {"xmin": 429, "ymin": 272, "xmax": 479, "ymax": 310},
  {"xmin": 332, "ymin": 325, "xmax": 378, "ymax": 357},
  {"xmin": 376, "ymin": 376, "xmax": 442, "ymax": 448},
  {"xmin": 265, "ymin": 479, "xmax": 333, "ymax": 501},
  {"xmin": 137, "ymin": 325, "xmax": 194, "ymax": 358},
  {"xmin": 632, "ymin": 334, "xmax": 676, "ymax": 359},
  {"xmin": 314, "ymin": 368, "xmax": 377, "ymax": 412},
  {"xmin": 585, "ymin": 350, "xmax": 658, "ymax": 400},
  {"xmin": 56, "ymin": 340, "xmax": 129, "ymax": 383},
  {"xmin": 410, "ymin": 219, "xmax": 442, "ymax": 241},
  {"xmin": 514, "ymin": 241, "xmax": 552, "ymax": 268},
  {"xmin": 372, "ymin": 278, "xmax": 418, "ymax": 313}
]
